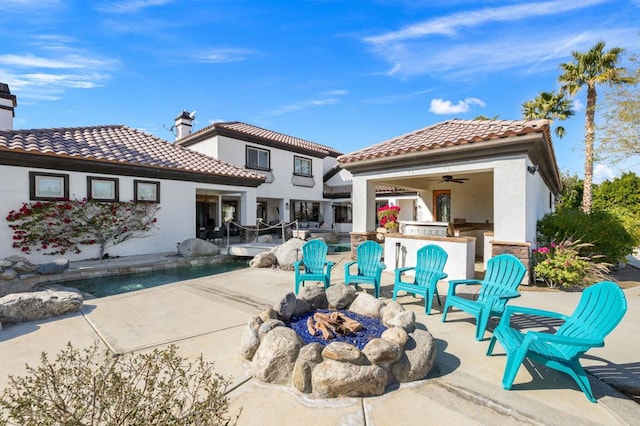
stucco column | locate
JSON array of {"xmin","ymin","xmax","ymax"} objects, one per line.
[
  {"xmin": 352, "ymin": 176, "xmax": 376, "ymax": 232},
  {"xmin": 239, "ymin": 189, "xmax": 257, "ymax": 226},
  {"xmin": 493, "ymin": 158, "xmax": 527, "ymax": 242},
  {"xmin": 217, "ymin": 194, "xmax": 223, "ymax": 229}
]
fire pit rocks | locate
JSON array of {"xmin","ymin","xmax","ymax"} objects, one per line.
[{"xmin": 240, "ymin": 284, "xmax": 437, "ymax": 398}]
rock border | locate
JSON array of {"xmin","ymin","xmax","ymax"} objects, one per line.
[{"xmin": 240, "ymin": 284, "xmax": 437, "ymax": 398}]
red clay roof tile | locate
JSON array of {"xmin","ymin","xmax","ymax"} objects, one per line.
[
  {"xmin": 337, "ymin": 119, "xmax": 550, "ymax": 164},
  {"xmin": 180, "ymin": 121, "xmax": 343, "ymax": 157},
  {"xmin": 0, "ymin": 124, "xmax": 265, "ymax": 182}
]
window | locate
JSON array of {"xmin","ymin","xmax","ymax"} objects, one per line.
[
  {"xmin": 87, "ymin": 176, "xmax": 119, "ymax": 202},
  {"xmin": 29, "ymin": 172, "xmax": 69, "ymax": 201},
  {"xmin": 246, "ymin": 146, "xmax": 270, "ymax": 170},
  {"xmin": 294, "ymin": 156, "xmax": 312, "ymax": 177},
  {"xmin": 134, "ymin": 180, "xmax": 160, "ymax": 203},
  {"xmin": 292, "ymin": 201, "xmax": 319, "ymax": 223},
  {"xmin": 333, "ymin": 204, "xmax": 352, "ymax": 224}
]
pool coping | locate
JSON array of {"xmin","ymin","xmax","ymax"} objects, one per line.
[{"xmin": 36, "ymin": 253, "xmax": 237, "ymax": 288}]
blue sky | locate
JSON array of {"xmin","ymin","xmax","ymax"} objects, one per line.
[{"xmin": 1, "ymin": 0, "xmax": 638, "ymax": 181}]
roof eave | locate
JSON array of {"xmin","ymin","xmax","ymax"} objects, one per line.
[
  {"xmin": 0, "ymin": 150, "xmax": 265, "ymax": 188},
  {"xmin": 339, "ymin": 132, "xmax": 563, "ymax": 194}
]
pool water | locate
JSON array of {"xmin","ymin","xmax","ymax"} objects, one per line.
[{"xmin": 64, "ymin": 260, "xmax": 249, "ymax": 298}]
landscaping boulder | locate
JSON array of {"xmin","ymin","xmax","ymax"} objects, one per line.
[
  {"xmin": 178, "ymin": 238, "xmax": 219, "ymax": 257},
  {"xmin": 0, "ymin": 290, "xmax": 83, "ymax": 324},
  {"xmin": 325, "ymin": 284, "xmax": 356, "ymax": 309},
  {"xmin": 249, "ymin": 251, "xmax": 276, "ymax": 268},
  {"xmin": 36, "ymin": 259, "xmax": 70, "ymax": 275},
  {"xmin": 273, "ymin": 238, "xmax": 305, "ymax": 267},
  {"xmin": 348, "ymin": 292, "xmax": 386, "ymax": 318},
  {"xmin": 254, "ymin": 234, "xmax": 273, "ymax": 243},
  {"xmin": 240, "ymin": 316, "xmax": 263, "ymax": 360},
  {"xmin": 273, "ymin": 292, "xmax": 297, "ymax": 321},
  {"xmin": 311, "ymin": 359, "xmax": 388, "ymax": 398},
  {"xmin": 252, "ymin": 327, "xmax": 303, "ymax": 384},
  {"xmin": 390, "ymin": 329, "xmax": 437, "ymax": 383}
]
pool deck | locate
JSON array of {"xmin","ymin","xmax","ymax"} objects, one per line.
[{"xmin": 1, "ymin": 252, "xmax": 639, "ymax": 425}]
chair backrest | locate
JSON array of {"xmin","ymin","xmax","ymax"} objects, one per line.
[
  {"xmin": 302, "ymin": 239, "xmax": 329, "ymax": 274},
  {"xmin": 356, "ymin": 241, "xmax": 384, "ymax": 277},
  {"xmin": 415, "ymin": 244, "xmax": 448, "ymax": 286},
  {"xmin": 556, "ymin": 281, "xmax": 627, "ymax": 356},
  {"xmin": 478, "ymin": 254, "xmax": 526, "ymax": 309}
]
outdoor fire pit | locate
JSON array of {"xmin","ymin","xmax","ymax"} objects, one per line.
[{"xmin": 240, "ymin": 284, "xmax": 437, "ymax": 398}]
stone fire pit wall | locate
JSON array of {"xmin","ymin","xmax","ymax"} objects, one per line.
[{"xmin": 240, "ymin": 284, "xmax": 437, "ymax": 398}]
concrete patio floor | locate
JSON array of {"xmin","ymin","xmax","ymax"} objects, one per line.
[{"xmin": 1, "ymin": 252, "xmax": 639, "ymax": 425}]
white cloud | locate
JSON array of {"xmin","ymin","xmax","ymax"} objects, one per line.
[
  {"xmin": 261, "ymin": 90, "xmax": 349, "ymax": 118},
  {"xmin": 0, "ymin": 0, "xmax": 63, "ymax": 12},
  {"xmin": 365, "ymin": 0, "xmax": 607, "ymax": 45},
  {"xmin": 593, "ymin": 163, "xmax": 615, "ymax": 183},
  {"xmin": 0, "ymin": 36, "xmax": 119, "ymax": 101},
  {"xmin": 98, "ymin": 0, "xmax": 173, "ymax": 14},
  {"xmin": 195, "ymin": 48, "xmax": 255, "ymax": 64},
  {"xmin": 362, "ymin": 0, "xmax": 638, "ymax": 79},
  {"xmin": 429, "ymin": 97, "xmax": 485, "ymax": 115},
  {"xmin": 573, "ymin": 98, "xmax": 584, "ymax": 112}
]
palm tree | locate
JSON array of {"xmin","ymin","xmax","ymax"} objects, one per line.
[
  {"xmin": 558, "ymin": 41, "xmax": 633, "ymax": 213},
  {"xmin": 521, "ymin": 91, "xmax": 574, "ymax": 138}
]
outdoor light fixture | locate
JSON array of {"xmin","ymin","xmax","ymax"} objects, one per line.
[{"xmin": 527, "ymin": 164, "xmax": 539, "ymax": 175}]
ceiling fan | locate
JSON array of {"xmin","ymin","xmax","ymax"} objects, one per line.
[{"xmin": 438, "ymin": 175, "xmax": 469, "ymax": 184}]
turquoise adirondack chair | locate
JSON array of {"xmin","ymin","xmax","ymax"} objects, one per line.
[
  {"xmin": 344, "ymin": 240, "xmax": 386, "ymax": 298},
  {"xmin": 393, "ymin": 244, "xmax": 448, "ymax": 315},
  {"xmin": 487, "ymin": 281, "xmax": 627, "ymax": 403},
  {"xmin": 442, "ymin": 253, "xmax": 526, "ymax": 341},
  {"xmin": 293, "ymin": 239, "xmax": 334, "ymax": 295}
]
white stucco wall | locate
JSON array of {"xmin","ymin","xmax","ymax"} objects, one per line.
[
  {"xmin": 189, "ymin": 135, "xmax": 325, "ymax": 202},
  {"xmin": 492, "ymin": 156, "xmax": 528, "ymax": 242},
  {"xmin": 0, "ymin": 165, "xmax": 257, "ymax": 263},
  {"xmin": 526, "ymin": 168, "xmax": 553, "ymax": 244}
]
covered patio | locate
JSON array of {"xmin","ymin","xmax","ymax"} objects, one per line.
[{"xmin": 337, "ymin": 119, "xmax": 563, "ymax": 282}]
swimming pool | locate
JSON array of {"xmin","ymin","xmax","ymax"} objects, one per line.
[{"xmin": 63, "ymin": 260, "xmax": 249, "ymax": 298}]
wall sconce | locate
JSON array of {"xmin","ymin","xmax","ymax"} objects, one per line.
[
  {"xmin": 527, "ymin": 164, "xmax": 539, "ymax": 175},
  {"xmin": 285, "ymin": 202, "xmax": 289, "ymax": 209}
]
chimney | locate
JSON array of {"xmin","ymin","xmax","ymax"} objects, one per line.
[
  {"xmin": 174, "ymin": 110, "xmax": 194, "ymax": 140},
  {"xmin": 0, "ymin": 83, "xmax": 17, "ymax": 131}
]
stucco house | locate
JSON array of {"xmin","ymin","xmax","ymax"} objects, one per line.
[
  {"xmin": 338, "ymin": 119, "xmax": 562, "ymax": 281},
  {"xmin": 0, "ymin": 85, "xmax": 265, "ymax": 263},
  {"xmin": 173, "ymin": 113, "xmax": 346, "ymax": 231}
]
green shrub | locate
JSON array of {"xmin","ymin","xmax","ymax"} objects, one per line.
[
  {"xmin": 537, "ymin": 209, "xmax": 636, "ymax": 264},
  {"xmin": 532, "ymin": 239, "xmax": 610, "ymax": 288},
  {"xmin": 0, "ymin": 343, "xmax": 239, "ymax": 426}
]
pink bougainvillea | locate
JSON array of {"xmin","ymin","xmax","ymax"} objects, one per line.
[
  {"xmin": 6, "ymin": 199, "xmax": 160, "ymax": 259},
  {"xmin": 377, "ymin": 205, "xmax": 400, "ymax": 231}
]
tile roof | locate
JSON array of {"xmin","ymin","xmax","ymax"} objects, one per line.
[
  {"xmin": 0, "ymin": 125, "xmax": 265, "ymax": 183},
  {"xmin": 179, "ymin": 121, "xmax": 343, "ymax": 157},
  {"xmin": 337, "ymin": 119, "xmax": 551, "ymax": 164}
]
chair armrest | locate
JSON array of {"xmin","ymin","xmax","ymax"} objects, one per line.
[
  {"xmin": 435, "ymin": 272, "xmax": 448, "ymax": 281},
  {"xmin": 344, "ymin": 261, "xmax": 356, "ymax": 274},
  {"xmin": 394, "ymin": 266, "xmax": 414, "ymax": 282},
  {"xmin": 528, "ymin": 331, "xmax": 605, "ymax": 348},
  {"xmin": 293, "ymin": 260, "xmax": 302, "ymax": 269},
  {"xmin": 499, "ymin": 305, "xmax": 569, "ymax": 327},
  {"xmin": 326, "ymin": 261, "xmax": 335, "ymax": 269},
  {"xmin": 496, "ymin": 290, "xmax": 520, "ymax": 300},
  {"xmin": 447, "ymin": 279, "xmax": 481, "ymax": 295}
]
